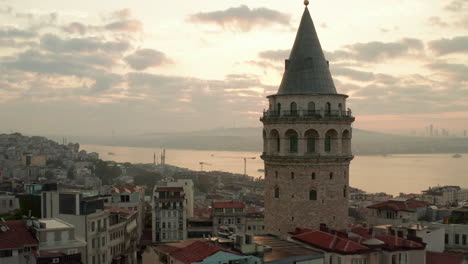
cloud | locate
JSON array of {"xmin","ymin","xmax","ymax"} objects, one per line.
[
  {"xmin": 124, "ymin": 49, "xmax": 172, "ymax": 71},
  {"xmin": 40, "ymin": 34, "xmax": 131, "ymax": 53},
  {"xmin": 189, "ymin": 5, "xmax": 290, "ymax": 32},
  {"xmin": 427, "ymin": 62, "xmax": 468, "ymax": 82},
  {"xmin": 445, "ymin": 0, "xmax": 468, "ymax": 12},
  {"xmin": 331, "ymin": 67, "xmax": 375, "ymax": 82},
  {"xmin": 328, "ymin": 38, "xmax": 425, "ymax": 62},
  {"xmin": 111, "ymin": 8, "xmax": 133, "ymax": 20},
  {"xmin": 428, "ymin": 17, "xmax": 449, "ymax": 27},
  {"xmin": 62, "ymin": 22, "xmax": 87, "ymax": 35},
  {"xmin": 0, "ymin": 27, "xmax": 36, "ymax": 38},
  {"xmin": 258, "ymin": 49, "xmax": 290, "ymax": 61},
  {"xmin": 105, "ymin": 19, "xmax": 143, "ymax": 32},
  {"xmin": 429, "ymin": 36, "xmax": 468, "ymax": 55}
]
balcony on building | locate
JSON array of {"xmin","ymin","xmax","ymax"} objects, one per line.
[{"xmin": 260, "ymin": 109, "xmax": 354, "ymax": 121}]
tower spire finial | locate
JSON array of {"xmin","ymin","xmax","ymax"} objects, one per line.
[{"xmin": 304, "ymin": 0, "xmax": 309, "ymax": 6}]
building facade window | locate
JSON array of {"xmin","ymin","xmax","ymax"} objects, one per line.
[
  {"xmin": 291, "ymin": 172, "xmax": 295, "ymax": 179},
  {"xmin": 290, "ymin": 102, "xmax": 298, "ymax": 115},
  {"xmin": 307, "ymin": 136, "xmax": 316, "ymax": 153},
  {"xmin": 274, "ymin": 187, "xmax": 280, "ymax": 199},
  {"xmin": 463, "ymin": 234, "xmax": 467, "ymax": 245},
  {"xmin": 290, "ymin": 135, "xmax": 298, "ymax": 153},
  {"xmin": 325, "ymin": 135, "xmax": 332, "ymax": 152},
  {"xmin": 330, "ymin": 172, "xmax": 334, "ymax": 180},
  {"xmin": 311, "ymin": 172, "xmax": 316, "ymax": 180},
  {"xmin": 445, "ymin": 234, "xmax": 449, "ymax": 244},
  {"xmin": 455, "ymin": 234, "xmax": 460, "ymax": 244},
  {"xmin": 309, "ymin": 190, "xmax": 317, "ymax": 201}
]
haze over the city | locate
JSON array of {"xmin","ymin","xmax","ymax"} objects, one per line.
[{"xmin": 0, "ymin": 0, "xmax": 467, "ymax": 137}]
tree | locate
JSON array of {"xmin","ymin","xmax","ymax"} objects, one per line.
[
  {"xmin": 44, "ymin": 170, "xmax": 55, "ymax": 180},
  {"xmin": 94, "ymin": 160, "xmax": 122, "ymax": 185},
  {"xmin": 67, "ymin": 165, "xmax": 76, "ymax": 179},
  {"xmin": 133, "ymin": 171, "xmax": 162, "ymax": 194}
]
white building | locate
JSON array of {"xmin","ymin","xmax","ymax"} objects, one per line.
[
  {"xmin": 157, "ymin": 179, "xmax": 194, "ymax": 218},
  {"xmin": 152, "ymin": 186, "xmax": 187, "ymax": 243},
  {"xmin": 101, "ymin": 185, "xmax": 146, "ymax": 242},
  {"xmin": 421, "ymin": 186, "xmax": 468, "ymax": 207},
  {"xmin": 41, "ymin": 190, "xmax": 111, "ymax": 264},
  {"xmin": 0, "ymin": 193, "xmax": 19, "ymax": 214},
  {"xmin": 31, "ymin": 218, "xmax": 87, "ymax": 263}
]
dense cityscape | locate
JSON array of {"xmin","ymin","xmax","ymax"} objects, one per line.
[{"xmin": 1, "ymin": 1, "xmax": 468, "ymax": 264}]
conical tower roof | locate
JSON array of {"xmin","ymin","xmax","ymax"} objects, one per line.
[{"xmin": 277, "ymin": 6, "xmax": 337, "ymax": 95}]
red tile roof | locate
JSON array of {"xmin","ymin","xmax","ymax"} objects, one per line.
[
  {"xmin": 367, "ymin": 200, "xmax": 431, "ymax": 211},
  {"xmin": 292, "ymin": 230, "xmax": 370, "ymax": 254},
  {"xmin": 292, "ymin": 226, "xmax": 425, "ymax": 254},
  {"xmin": 105, "ymin": 206, "xmax": 137, "ymax": 218},
  {"xmin": 213, "ymin": 202, "xmax": 245, "ymax": 209},
  {"xmin": 0, "ymin": 221, "xmax": 38, "ymax": 250},
  {"xmin": 169, "ymin": 241, "xmax": 235, "ymax": 264},
  {"xmin": 427, "ymin": 251, "xmax": 464, "ymax": 264},
  {"xmin": 375, "ymin": 234, "xmax": 424, "ymax": 249}
]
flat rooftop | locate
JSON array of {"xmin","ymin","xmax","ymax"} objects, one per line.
[
  {"xmin": 254, "ymin": 235, "xmax": 323, "ymax": 264},
  {"xmin": 37, "ymin": 219, "xmax": 71, "ymax": 229}
]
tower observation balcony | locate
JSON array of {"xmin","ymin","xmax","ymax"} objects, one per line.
[{"xmin": 260, "ymin": 110, "xmax": 354, "ymax": 122}]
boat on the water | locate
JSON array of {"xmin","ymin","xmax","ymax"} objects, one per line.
[{"xmin": 453, "ymin": 154, "xmax": 462, "ymax": 158}]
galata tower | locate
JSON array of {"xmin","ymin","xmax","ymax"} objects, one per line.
[{"xmin": 261, "ymin": 1, "xmax": 355, "ymax": 236}]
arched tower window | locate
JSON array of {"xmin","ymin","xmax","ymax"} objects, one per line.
[
  {"xmin": 291, "ymin": 172, "xmax": 295, "ymax": 179},
  {"xmin": 263, "ymin": 130, "xmax": 267, "ymax": 153},
  {"xmin": 342, "ymin": 130, "xmax": 351, "ymax": 154},
  {"xmin": 329, "ymin": 172, "xmax": 334, "ymax": 180},
  {"xmin": 274, "ymin": 187, "xmax": 280, "ymax": 199},
  {"xmin": 309, "ymin": 190, "xmax": 317, "ymax": 200},
  {"xmin": 290, "ymin": 102, "xmax": 298, "ymax": 116},
  {"xmin": 269, "ymin": 130, "xmax": 280, "ymax": 153},
  {"xmin": 308, "ymin": 102, "xmax": 315, "ymax": 113},
  {"xmin": 325, "ymin": 129, "xmax": 338, "ymax": 153},
  {"xmin": 311, "ymin": 172, "xmax": 316, "ymax": 180},
  {"xmin": 305, "ymin": 129, "xmax": 319, "ymax": 153},
  {"xmin": 286, "ymin": 129, "xmax": 298, "ymax": 153},
  {"xmin": 277, "ymin": 103, "xmax": 282, "ymax": 115},
  {"xmin": 343, "ymin": 186, "xmax": 347, "ymax": 198},
  {"xmin": 326, "ymin": 102, "xmax": 331, "ymax": 115}
]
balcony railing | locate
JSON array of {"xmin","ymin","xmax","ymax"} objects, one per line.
[{"xmin": 261, "ymin": 110, "xmax": 353, "ymax": 120}]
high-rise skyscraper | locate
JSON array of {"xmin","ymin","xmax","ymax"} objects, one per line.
[{"xmin": 260, "ymin": 2, "xmax": 355, "ymax": 236}]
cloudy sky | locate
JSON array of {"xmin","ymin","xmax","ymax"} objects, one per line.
[{"xmin": 0, "ymin": 0, "xmax": 467, "ymax": 137}]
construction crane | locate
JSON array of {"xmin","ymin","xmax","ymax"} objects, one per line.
[
  {"xmin": 199, "ymin": 162, "xmax": 212, "ymax": 172},
  {"xmin": 211, "ymin": 155, "xmax": 256, "ymax": 177}
]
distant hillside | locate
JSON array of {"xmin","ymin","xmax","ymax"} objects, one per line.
[{"xmin": 65, "ymin": 127, "xmax": 468, "ymax": 155}]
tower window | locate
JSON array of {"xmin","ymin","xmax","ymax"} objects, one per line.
[
  {"xmin": 276, "ymin": 137, "xmax": 281, "ymax": 152},
  {"xmin": 309, "ymin": 190, "xmax": 317, "ymax": 201},
  {"xmin": 307, "ymin": 136, "xmax": 316, "ymax": 153},
  {"xmin": 275, "ymin": 171, "xmax": 278, "ymax": 179},
  {"xmin": 325, "ymin": 135, "xmax": 332, "ymax": 152},
  {"xmin": 311, "ymin": 172, "xmax": 316, "ymax": 180},
  {"xmin": 290, "ymin": 102, "xmax": 298, "ymax": 115},
  {"xmin": 291, "ymin": 217, "xmax": 294, "ymax": 221},
  {"xmin": 274, "ymin": 187, "xmax": 279, "ymax": 199},
  {"xmin": 326, "ymin": 102, "xmax": 331, "ymax": 115},
  {"xmin": 291, "ymin": 172, "xmax": 295, "ymax": 179},
  {"xmin": 290, "ymin": 135, "xmax": 298, "ymax": 153},
  {"xmin": 343, "ymin": 186, "xmax": 347, "ymax": 198},
  {"xmin": 329, "ymin": 173, "xmax": 334, "ymax": 180}
]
